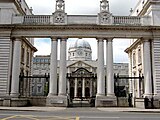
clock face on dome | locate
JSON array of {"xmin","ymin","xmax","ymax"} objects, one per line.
[{"xmin": 77, "ymin": 49, "xmax": 83, "ymax": 56}]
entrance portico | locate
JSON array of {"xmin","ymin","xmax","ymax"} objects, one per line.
[{"xmin": 1, "ymin": 0, "xmax": 160, "ymax": 108}]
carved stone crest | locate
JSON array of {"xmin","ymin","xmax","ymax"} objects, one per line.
[
  {"xmin": 53, "ymin": 11, "xmax": 67, "ymax": 25},
  {"xmin": 98, "ymin": 12, "xmax": 112, "ymax": 25},
  {"xmin": 98, "ymin": 0, "xmax": 112, "ymax": 25}
]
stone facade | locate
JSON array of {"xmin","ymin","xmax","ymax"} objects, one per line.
[
  {"xmin": 126, "ymin": 0, "xmax": 160, "ymax": 108},
  {"xmin": 0, "ymin": 0, "xmax": 36, "ymax": 106},
  {"xmin": 32, "ymin": 39, "xmax": 129, "ymax": 97},
  {"xmin": 0, "ymin": 0, "xmax": 160, "ymax": 107}
]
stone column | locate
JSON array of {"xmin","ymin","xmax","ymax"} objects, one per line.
[
  {"xmin": 106, "ymin": 40, "xmax": 108, "ymax": 95},
  {"xmin": 107, "ymin": 39, "xmax": 115, "ymax": 97},
  {"xmin": 48, "ymin": 38, "xmax": 58, "ymax": 96},
  {"xmin": 143, "ymin": 39, "xmax": 152, "ymax": 97},
  {"xmin": 74, "ymin": 78, "xmax": 78, "ymax": 98},
  {"xmin": 82, "ymin": 78, "xmax": 85, "ymax": 97},
  {"xmin": 90, "ymin": 80, "xmax": 93, "ymax": 97},
  {"xmin": 58, "ymin": 38, "xmax": 67, "ymax": 96},
  {"xmin": 97, "ymin": 39, "xmax": 105, "ymax": 96},
  {"xmin": 10, "ymin": 38, "xmax": 21, "ymax": 97},
  {"xmin": 67, "ymin": 79, "xmax": 70, "ymax": 95},
  {"xmin": 128, "ymin": 52, "xmax": 133, "ymax": 94}
]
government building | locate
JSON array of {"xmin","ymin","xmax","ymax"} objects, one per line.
[
  {"xmin": 0, "ymin": 0, "xmax": 160, "ymax": 108},
  {"xmin": 32, "ymin": 39, "xmax": 129, "ymax": 107}
]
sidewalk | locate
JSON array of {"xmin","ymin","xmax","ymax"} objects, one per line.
[
  {"xmin": 0, "ymin": 106, "xmax": 66, "ymax": 111},
  {"xmin": 0, "ymin": 106, "xmax": 160, "ymax": 113},
  {"xmin": 98, "ymin": 107, "xmax": 160, "ymax": 113}
]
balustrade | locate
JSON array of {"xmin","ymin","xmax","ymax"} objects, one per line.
[
  {"xmin": 23, "ymin": 15, "xmax": 51, "ymax": 24},
  {"xmin": 16, "ymin": 15, "xmax": 142, "ymax": 25},
  {"xmin": 113, "ymin": 16, "xmax": 141, "ymax": 25}
]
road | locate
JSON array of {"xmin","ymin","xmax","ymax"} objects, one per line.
[{"xmin": 0, "ymin": 107, "xmax": 160, "ymax": 120}]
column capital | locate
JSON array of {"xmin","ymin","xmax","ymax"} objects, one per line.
[
  {"xmin": 141, "ymin": 37, "xmax": 152, "ymax": 42},
  {"xmin": 12, "ymin": 37, "xmax": 22, "ymax": 41},
  {"xmin": 61, "ymin": 38, "xmax": 68, "ymax": 41},
  {"xmin": 106, "ymin": 38, "xmax": 113, "ymax": 42},
  {"xmin": 97, "ymin": 38, "xmax": 104, "ymax": 42},
  {"xmin": 50, "ymin": 37, "xmax": 58, "ymax": 41}
]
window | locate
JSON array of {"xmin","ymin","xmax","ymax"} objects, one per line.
[
  {"xmin": 32, "ymin": 86, "xmax": 34, "ymax": 93},
  {"xmin": 21, "ymin": 47, "xmax": 25, "ymax": 63},
  {"xmin": 133, "ymin": 52, "xmax": 136, "ymax": 66},
  {"xmin": 36, "ymin": 58, "xmax": 40, "ymax": 63},
  {"xmin": 38, "ymin": 78, "xmax": 41, "ymax": 83},
  {"xmin": 138, "ymin": 48, "xmax": 142, "ymax": 64},
  {"xmin": 37, "ymin": 86, "xmax": 42, "ymax": 93},
  {"xmin": 137, "ymin": 9, "xmax": 139, "ymax": 13},
  {"xmin": 44, "ymin": 59, "xmax": 48, "ymax": 63},
  {"xmin": 33, "ymin": 58, "xmax": 37, "ymax": 63},
  {"xmin": 26, "ymin": 51, "xmax": 30, "ymax": 66}
]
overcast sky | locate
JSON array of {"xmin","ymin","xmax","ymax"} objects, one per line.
[{"xmin": 25, "ymin": 0, "xmax": 138, "ymax": 63}]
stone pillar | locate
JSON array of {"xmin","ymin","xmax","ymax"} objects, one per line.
[
  {"xmin": 67, "ymin": 79, "xmax": 70, "ymax": 95},
  {"xmin": 47, "ymin": 38, "xmax": 68, "ymax": 107},
  {"xmin": 74, "ymin": 78, "xmax": 78, "ymax": 98},
  {"xmin": 48, "ymin": 38, "xmax": 58, "ymax": 96},
  {"xmin": 97, "ymin": 39, "xmax": 105, "ymax": 96},
  {"xmin": 90, "ymin": 80, "xmax": 93, "ymax": 97},
  {"xmin": 82, "ymin": 78, "xmax": 85, "ymax": 97},
  {"xmin": 107, "ymin": 39, "xmax": 115, "ymax": 97},
  {"xmin": 10, "ymin": 38, "xmax": 21, "ymax": 97},
  {"xmin": 58, "ymin": 38, "xmax": 67, "ymax": 96},
  {"xmin": 96, "ymin": 38, "xmax": 116, "ymax": 107},
  {"xmin": 143, "ymin": 39, "xmax": 152, "ymax": 97},
  {"xmin": 128, "ymin": 52, "xmax": 133, "ymax": 94}
]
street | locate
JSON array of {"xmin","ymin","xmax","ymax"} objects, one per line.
[{"xmin": 0, "ymin": 107, "xmax": 160, "ymax": 120}]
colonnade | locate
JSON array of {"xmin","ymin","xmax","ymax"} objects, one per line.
[
  {"xmin": 47, "ymin": 38, "xmax": 115, "ymax": 98},
  {"xmin": 9, "ymin": 37, "xmax": 153, "ymax": 101},
  {"xmin": 97, "ymin": 38, "xmax": 115, "ymax": 97}
]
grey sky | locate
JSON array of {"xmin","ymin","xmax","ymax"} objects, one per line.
[
  {"xmin": 26, "ymin": 0, "xmax": 138, "ymax": 63},
  {"xmin": 26, "ymin": 0, "xmax": 137, "ymax": 15}
]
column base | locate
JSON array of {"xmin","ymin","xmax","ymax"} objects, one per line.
[
  {"xmin": 135, "ymin": 97, "xmax": 160, "ymax": 109},
  {"xmin": 10, "ymin": 93, "xmax": 20, "ymax": 98},
  {"xmin": 3, "ymin": 98, "xmax": 28, "ymax": 107},
  {"xmin": 47, "ymin": 93, "xmax": 57, "ymax": 97},
  {"xmin": 46, "ymin": 95, "xmax": 68, "ymax": 107},
  {"xmin": 95, "ymin": 95, "xmax": 117, "ymax": 107}
]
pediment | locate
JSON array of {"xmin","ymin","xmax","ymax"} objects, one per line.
[{"xmin": 67, "ymin": 60, "xmax": 94, "ymax": 68}]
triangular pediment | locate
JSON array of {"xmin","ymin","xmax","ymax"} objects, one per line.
[{"xmin": 67, "ymin": 60, "xmax": 95, "ymax": 68}]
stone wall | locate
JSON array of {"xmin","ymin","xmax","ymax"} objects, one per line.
[
  {"xmin": 29, "ymin": 97, "xmax": 46, "ymax": 106},
  {"xmin": 117, "ymin": 97, "xmax": 129, "ymax": 107}
]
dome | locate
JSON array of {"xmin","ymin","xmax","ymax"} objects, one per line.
[{"xmin": 69, "ymin": 39, "xmax": 91, "ymax": 50}]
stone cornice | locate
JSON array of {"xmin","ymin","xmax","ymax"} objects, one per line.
[
  {"xmin": 1, "ymin": 24, "xmax": 160, "ymax": 31},
  {"xmin": 10, "ymin": 24, "xmax": 160, "ymax": 31},
  {"xmin": 22, "ymin": 37, "xmax": 37, "ymax": 52},
  {"xmin": 125, "ymin": 39, "xmax": 142, "ymax": 53},
  {"xmin": 1, "ymin": 24, "xmax": 160, "ymax": 39}
]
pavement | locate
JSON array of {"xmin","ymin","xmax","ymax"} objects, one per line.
[
  {"xmin": 0, "ymin": 106, "xmax": 160, "ymax": 113},
  {"xmin": 0, "ymin": 106, "xmax": 66, "ymax": 112}
]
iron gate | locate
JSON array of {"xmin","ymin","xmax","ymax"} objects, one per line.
[
  {"xmin": 19, "ymin": 74, "xmax": 49, "ymax": 97},
  {"xmin": 114, "ymin": 74, "xmax": 144, "ymax": 107}
]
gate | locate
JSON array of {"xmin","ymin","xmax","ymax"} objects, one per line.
[
  {"xmin": 19, "ymin": 73, "xmax": 49, "ymax": 97},
  {"xmin": 67, "ymin": 68, "xmax": 96, "ymax": 107},
  {"xmin": 114, "ymin": 74, "xmax": 144, "ymax": 107}
]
